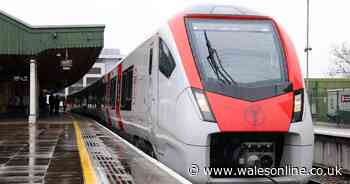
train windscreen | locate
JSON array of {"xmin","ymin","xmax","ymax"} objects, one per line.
[{"xmin": 186, "ymin": 19, "xmax": 291, "ymax": 101}]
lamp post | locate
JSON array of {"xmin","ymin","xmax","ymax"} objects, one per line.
[{"xmin": 305, "ymin": 0, "xmax": 312, "ymax": 91}]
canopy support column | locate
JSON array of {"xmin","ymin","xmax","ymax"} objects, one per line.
[{"xmin": 28, "ymin": 59, "xmax": 38, "ymax": 124}]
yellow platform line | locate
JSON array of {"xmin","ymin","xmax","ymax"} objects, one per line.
[{"xmin": 73, "ymin": 121, "xmax": 98, "ymax": 184}]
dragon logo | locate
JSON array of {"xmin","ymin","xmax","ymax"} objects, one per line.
[{"xmin": 244, "ymin": 105, "xmax": 265, "ymax": 126}]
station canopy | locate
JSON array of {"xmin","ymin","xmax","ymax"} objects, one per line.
[{"xmin": 0, "ymin": 10, "xmax": 105, "ymax": 90}]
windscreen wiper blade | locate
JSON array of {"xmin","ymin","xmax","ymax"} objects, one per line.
[{"xmin": 203, "ymin": 31, "xmax": 237, "ymax": 86}]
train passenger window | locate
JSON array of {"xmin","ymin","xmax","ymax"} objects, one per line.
[
  {"xmin": 110, "ymin": 77, "xmax": 117, "ymax": 109},
  {"xmin": 159, "ymin": 39, "xmax": 176, "ymax": 78},
  {"xmin": 121, "ymin": 66, "xmax": 133, "ymax": 111},
  {"xmin": 149, "ymin": 48, "xmax": 153, "ymax": 75},
  {"xmin": 100, "ymin": 83, "xmax": 106, "ymax": 107}
]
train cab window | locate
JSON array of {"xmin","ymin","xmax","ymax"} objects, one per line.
[
  {"xmin": 159, "ymin": 39, "xmax": 176, "ymax": 78},
  {"xmin": 186, "ymin": 19, "xmax": 290, "ymax": 101},
  {"xmin": 149, "ymin": 48, "xmax": 153, "ymax": 75},
  {"xmin": 121, "ymin": 66, "xmax": 133, "ymax": 111}
]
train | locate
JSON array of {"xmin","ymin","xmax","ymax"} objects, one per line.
[{"xmin": 68, "ymin": 5, "xmax": 314, "ymax": 184}]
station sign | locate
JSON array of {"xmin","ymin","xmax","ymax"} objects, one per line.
[
  {"xmin": 13, "ymin": 76, "xmax": 28, "ymax": 82},
  {"xmin": 341, "ymin": 95, "xmax": 350, "ymax": 103},
  {"xmin": 61, "ymin": 59, "xmax": 73, "ymax": 70}
]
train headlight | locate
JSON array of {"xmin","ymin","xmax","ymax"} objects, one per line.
[
  {"xmin": 292, "ymin": 89, "xmax": 304, "ymax": 122},
  {"xmin": 192, "ymin": 88, "xmax": 216, "ymax": 122}
]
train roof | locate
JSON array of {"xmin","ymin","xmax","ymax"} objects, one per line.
[{"xmin": 183, "ymin": 4, "xmax": 264, "ymax": 16}]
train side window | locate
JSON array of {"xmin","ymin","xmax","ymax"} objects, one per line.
[
  {"xmin": 159, "ymin": 39, "xmax": 176, "ymax": 78},
  {"xmin": 121, "ymin": 66, "xmax": 133, "ymax": 111},
  {"xmin": 101, "ymin": 82, "xmax": 106, "ymax": 107},
  {"xmin": 148, "ymin": 48, "xmax": 153, "ymax": 75},
  {"xmin": 110, "ymin": 77, "xmax": 117, "ymax": 109}
]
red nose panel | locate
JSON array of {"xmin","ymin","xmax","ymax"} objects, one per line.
[{"xmin": 206, "ymin": 92, "xmax": 293, "ymax": 132}]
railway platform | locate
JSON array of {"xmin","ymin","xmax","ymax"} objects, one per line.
[
  {"xmin": 0, "ymin": 113, "xmax": 190, "ymax": 184},
  {"xmin": 314, "ymin": 122, "xmax": 350, "ymax": 139},
  {"xmin": 311, "ymin": 122, "xmax": 350, "ymax": 184}
]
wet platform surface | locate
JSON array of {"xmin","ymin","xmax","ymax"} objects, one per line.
[
  {"xmin": 76, "ymin": 116, "xmax": 189, "ymax": 184},
  {"xmin": 0, "ymin": 115, "xmax": 82, "ymax": 184},
  {"xmin": 0, "ymin": 114, "xmax": 190, "ymax": 184}
]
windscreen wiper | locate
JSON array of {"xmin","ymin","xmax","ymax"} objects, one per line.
[{"xmin": 203, "ymin": 31, "xmax": 237, "ymax": 86}]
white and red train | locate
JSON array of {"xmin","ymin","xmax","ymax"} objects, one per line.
[{"xmin": 69, "ymin": 5, "xmax": 314, "ymax": 183}]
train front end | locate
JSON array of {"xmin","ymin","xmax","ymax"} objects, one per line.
[{"xmin": 169, "ymin": 6, "xmax": 313, "ymax": 184}]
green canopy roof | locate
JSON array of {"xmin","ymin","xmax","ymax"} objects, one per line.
[
  {"xmin": 0, "ymin": 10, "xmax": 104, "ymax": 55},
  {"xmin": 0, "ymin": 10, "xmax": 105, "ymax": 90}
]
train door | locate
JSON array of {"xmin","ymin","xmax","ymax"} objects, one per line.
[
  {"xmin": 147, "ymin": 38, "xmax": 160, "ymax": 154},
  {"xmin": 155, "ymin": 37, "xmax": 178, "ymax": 159}
]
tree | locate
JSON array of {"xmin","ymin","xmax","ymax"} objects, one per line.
[{"xmin": 330, "ymin": 42, "xmax": 350, "ymax": 76}]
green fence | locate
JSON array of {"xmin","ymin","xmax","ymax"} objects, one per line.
[{"xmin": 307, "ymin": 78, "xmax": 350, "ymax": 125}]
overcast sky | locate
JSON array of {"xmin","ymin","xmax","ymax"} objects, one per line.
[{"xmin": 2, "ymin": 0, "xmax": 349, "ymax": 77}]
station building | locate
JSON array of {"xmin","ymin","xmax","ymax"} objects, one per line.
[
  {"xmin": 0, "ymin": 10, "xmax": 105, "ymax": 121},
  {"xmin": 65, "ymin": 48, "xmax": 123, "ymax": 95}
]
